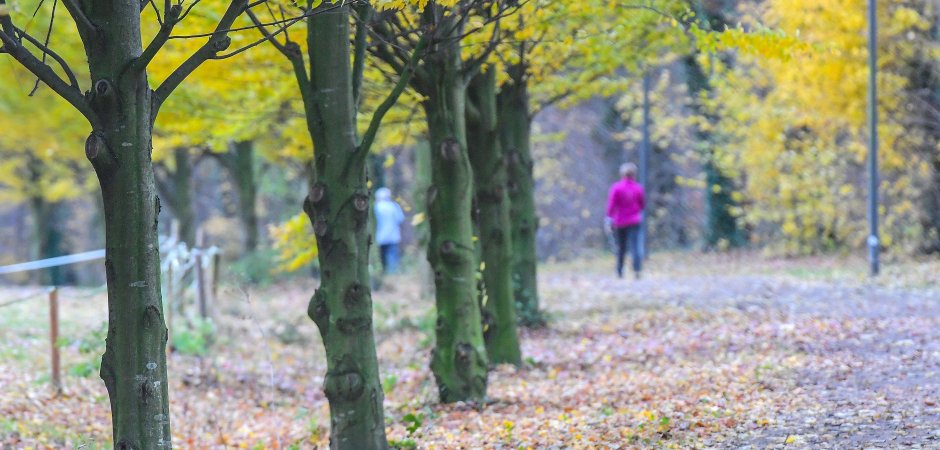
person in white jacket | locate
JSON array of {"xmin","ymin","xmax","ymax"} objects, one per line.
[{"xmin": 374, "ymin": 187, "xmax": 405, "ymax": 274}]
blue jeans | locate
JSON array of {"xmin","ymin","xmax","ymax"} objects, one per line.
[
  {"xmin": 380, "ymin": 243, "xmax": 399, "ymax": 274},
  {"xmin": 614, "ymin": 225, "xmax": 641, "ymax": 277}
]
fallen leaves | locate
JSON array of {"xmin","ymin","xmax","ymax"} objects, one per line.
[{"xmin": 0, "ymin": 253, "xmax": 938, "ymax": 448}]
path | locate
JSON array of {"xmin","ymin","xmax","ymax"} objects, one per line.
[{"xmin": 540, "ymin": 259, "xmax": 940, "ymax": 448}]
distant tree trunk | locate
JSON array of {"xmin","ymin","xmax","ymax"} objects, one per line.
[
  {"xmin": 467, "ymin": 69, "xmax": 522, "ymax": 365},
  {"xmin": 420, "ymin": 10, "xmax": 488, "ymax": 402},
  {"xmin": 82, "ymin": 14, "xmax": 171, "ymax": 449},
  {"xmin": 296, "ymin": 5, "xmax": 388, "ymax": 448},
  {"xmin": 217, "ymin": 140, "xmax": 259, "ymax": 252},
  {"xmin": 154, "ymin": 148, "xmax": 195, "ymax": 246},
  {"xmin": 498, "ymin": 64, "xmax": 544, "ymax": 327},
  {"xmin": 922, "ymin": 159, "xmax": 940, "ymax": 253},
  {"xmin": 685, "ymin": 3, "xmax": 745, "ymax": 250},
  {"xmin": 412, "ymin": 140, "xmax": 435, "ymax": 300},
  {"xmin": 25, "ymin": 157, "xmax": 64, "ymax": 285}
]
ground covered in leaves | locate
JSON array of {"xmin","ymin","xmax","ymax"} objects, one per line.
[{"xmin": 1, "ymin": 252, "xmax": 938, "ymax": 449}]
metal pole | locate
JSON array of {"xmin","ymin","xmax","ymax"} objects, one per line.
[
  {"xmin": 639, "ymin": 71, "xmax": 651, "ymax": 260},
  {"xmin": 867, "ymin": 0, "xmax": 880, "ymax": 276}
]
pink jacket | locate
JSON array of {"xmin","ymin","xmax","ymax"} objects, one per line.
[{"xmin": 607, "ymin": 178, "xmax": 645, "ymax": 227}]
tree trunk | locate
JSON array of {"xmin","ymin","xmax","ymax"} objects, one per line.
[
  {"xmin": 412, "ymin": 140, "xmax": 435, "ymax": 300},
  {"xmin": 25, "ymin": 157, "xmax": 67, "ymax": 285},
  {"xmin": 154, "ymin": 148, "xmax": 195, "ymax": 246},
  {"xmin": 467, "ymin": 69, "xmax": 521, "ymax": 365},
  {"xmin": 231, "ymin": 141, "xmax": 259, "ymax": 252},
  {"xmin": 682, "ymin": 5, "xmax": 745, "ymax": 250},
  {"xmin": 81, "ymin": 4, "xmax": 171, "ymax": 447},
  {"xmin": 300, "ymin": 5, "xmax": 388, "ymax": 448},
  {"xmin": 173, "ymin": 148, "xmax": 195, "ymax": 246},
  {"xmin": 420, "ymin": 12, "xmax": 489, "ymax": 402},
  {"xmin": 497, "ymin": 67, "xmax": 544, "ymax": 327}
]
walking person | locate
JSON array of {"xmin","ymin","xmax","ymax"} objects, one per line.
[
  {"xmin": 375, "ymin": 187, "xmax": 405, "ymax": 274},
  {"xmin": 606, "ymin": 163, "xmax": 646, "ymax": 279}
]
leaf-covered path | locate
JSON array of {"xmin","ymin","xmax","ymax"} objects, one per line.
[{"xmin": 0, "ymin": 253, "xmax": 937, "ymax": 448}]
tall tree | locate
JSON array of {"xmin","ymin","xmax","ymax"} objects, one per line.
[
  {"xmin": 214, "ymin": 140, "xmax": 259, "ymax": 252},
  {"xmin": 154, "ymin": 148, "xmax": 196, "ymax": 245},
  {"xmin": 248, "ymin": 1, "xmax": 426, "ymax": 446},
  {"xmin": 370, "ymin": 0, "xmax": 526, "ymax": 402},
  {"xmin": 467, "ymin": 68, "xmax": 522, "ymax": 365},
  {"xmin": 685, "ymin": 0, "xmax": 745, "ymax": 250},
  {"xmin": 0, "ymin": 0, "xmax": 258, "ymax": 446}
]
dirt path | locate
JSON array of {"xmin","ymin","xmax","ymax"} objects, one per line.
[{"xmin": 541, "ymin": 261, "xmax": 940, "ymax": 448}]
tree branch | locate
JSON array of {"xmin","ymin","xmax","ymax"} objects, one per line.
[
  {"xmin": 358, "ymin": 35, "xmax": 428, "ymax": 156},
  {"xmin": 130, "ymin": 3, "xmax": 182, "ymax": 72},
  {"xmin": 14, "ymin": 25, "xmax": 80, "ymax": 89},
  {"xmin": 59, "ymin": 0, "xmax": 97, "ymax": 42},
  {"xmin": 152, "ymin": 0, "xmax": 248, "ymax": 118},
  {"xmin": 351, "ymin": 4, "xmax": 372, "ymax": 108},
  {"xmin": 0, "ymin": 26, "xmax": 99, "ymax": 128}
]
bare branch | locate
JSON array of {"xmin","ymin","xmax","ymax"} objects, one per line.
[
  {"xmin": 152, "ymin": 0, "xmax": 248, "ymax": 118},
  {"xmin": 130, "ymin": 3, "xmax": 182, "ymax": 72},
  {"xmin": 0, "ymin": 27, "xmax": 99, "ymax": 128},
  {"xmin": 243, "ymin": 7, "xmax": 300, "ymax": 59},
  {"xmin": 351, "ymin": 4, "xmax": 372, "ymax": 108},
  {"xmin": 358, "ymin": 35, "xmax": 429, "ymax": 155},
  {"xmin": 15, "ymin": 25, "xmax": 80, "ymax": 89},
  {"xmin": 60, "ymin": 0, "xmax": 97, "ymax": 39}
]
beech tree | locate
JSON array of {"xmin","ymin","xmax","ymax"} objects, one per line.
[
  {"xmin": 466, "ymin": 68, "xmax": 521, "ymax": 365},
  {"xmin": 247, "ymin": 1, "xmax": 426, "ymax": 446},
  {"xmin": 0, "ymin": 0, "xmax": 268, "ymax": 446},
  {"xmin": 370, "ymin": 0, "xmax": 523, "ymax": 402}
]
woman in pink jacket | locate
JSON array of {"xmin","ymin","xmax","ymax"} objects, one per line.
[{"xmin": 606, "ymin": 163, "xmax": 646, "ymax": 279}]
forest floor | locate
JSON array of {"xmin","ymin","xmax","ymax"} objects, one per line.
[{"xmin": 0, "ymin": 251, "xmax": 939, "ymax": 449}]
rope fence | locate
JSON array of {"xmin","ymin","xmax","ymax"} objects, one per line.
[{"xmin": 0, "ymin": 222, "xmax": 221, "ymax": 395}]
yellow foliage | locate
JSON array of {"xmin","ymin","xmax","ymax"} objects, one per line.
[
  {"xmin": 269, "ymin": 213, "xmax": 319, "ymax": 272},
  {"xmin": 705, "ymin": 0, "xmax": 935, "ymax": 253}
]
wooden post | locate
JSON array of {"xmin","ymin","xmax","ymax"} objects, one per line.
[
  {"xmin": 49, "ymin": 287, "xmax": 61, "ymax": 395},
  {"xmin": 195, "ymin": 228, "xmax": 208, "ymax": 320},
  {"xmin": 211, "ymin": 252, "xmax": 221, "ymax": 304}
]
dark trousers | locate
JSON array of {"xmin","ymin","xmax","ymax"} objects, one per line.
[
  {"xmin": 614, "ymin": 225, "xmax": 641, "ymax": 277},
  {"xmin": 379, "ymin": 243, "xmax": 399, "ymax": 274}
]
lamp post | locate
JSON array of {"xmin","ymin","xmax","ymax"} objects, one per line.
[{"xmin": 867, "ymin": 0, "xmax": 880, "ymax": 276}]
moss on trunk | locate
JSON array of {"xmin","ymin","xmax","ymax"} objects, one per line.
[
  {"xmin": 420, "ymin": 10, "xmax": 488, "ymax": 402},
  {"xmin": 467, "ymin": 69, "xmax": 522, "ymax": 365},
  {"xmin": 300, "ymin": 5, "xmax": 388, "ymax": 448},
  {"xmin": 497, "ymin": 67, "xmax": 544, "ymax": 327}
]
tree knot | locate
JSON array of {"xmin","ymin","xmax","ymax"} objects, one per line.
[
  {"xmin": 324, "ymin": 371, "xmax": 365, "ymax": 402},
  {"xmin": 440, "ymin": 138, "xmax": 461, "ymax": 162}
]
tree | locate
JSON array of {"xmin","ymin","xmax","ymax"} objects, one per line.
[
  {"xmin": 467, "ymin": 68, "xmax": 522, "ymax": 365},
  {"xmin": 246, "ymin": 1, "xmax": 427, "ymax": 446},
  {"xmin": 0, "ymin": 62, "xmax": 91, "ymax": 284},
  {"xmin": 214, "ymin": 140, "xmax": 260, "ymax": 252},
  {"xmin": 154, "ymin": 147, "xmax": 197, "ymax": 245},
  {"xmin": 370, "ymin": 0, "xmax": 528, "ymax": 402},
  {"xmin": 0, "ymin": 0, "xmax": 260, "ymax": 446},
  {"xmin": 698, "ymin": 0, "xmax": 933, "ymax": 254},
  {"xmin": 493, "ymin": 0, "xmax": 690, "ymax": 325}
]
